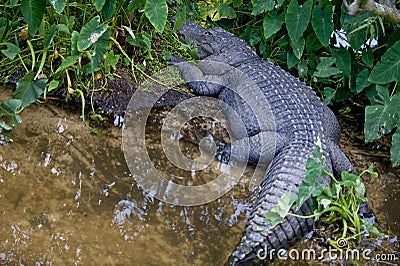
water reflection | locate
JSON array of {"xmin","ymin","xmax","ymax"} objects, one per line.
[{"xmin": 0, "ymin": 98, "xmax": 251, "ymax": 264}]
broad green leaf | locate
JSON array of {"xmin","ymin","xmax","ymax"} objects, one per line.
[
  {"xmin": 173, "ymin": 4, "xmax": 187, "ymax": 31},
  {"xmin": 91, "ymin": 28, "xmax": 111, "ymax": 73},
  {"xmin": 369, "ymin": 42, "xmax": 400, "ymax": 84},
  {"xmin": 311, "ymin": 5, "xmax": 333, "ymax": 47},
  {"xmin": 104, "ymin": 50, "xmax": 120, "ymax": 73},
  {"xmin": 44, "ymin": 24, "xmax": 58, "ymax": 49},
  {"xmin": 128, "ymin": 33, "xmax": 152, "ymax": 50},
  {"xmin": 341, "ymin": 6, "xmax": 371, "ymax": 50},
  {"xmin": 207, "ymin": 2, "xmax": 237, "ymax": 22},
  {"xmin": 144, "ymin": 0, "xmax": 168, "ymax": 33},
  {"xmin": 47, "ymin": 80, "xmax": 60, "ymax": 92},
  {"xmin": 57, "ymin": 24, "xmax": 70, "ymax": 35},
  {"xmin": 290, "ymin": 36, "xmax": 305, "ymax": 59},
  {"xmin": 265, "ymin": 192, "xmax": 296, "ymax": 228},
  {"xmin": 285, "ymin": 0, "xmax": 312, "ymax": 42},
  {"xmin": 0, "ymin": 99, "xmax": 22, "ymax": 129},
  {"xmin": 263, "ymin": 11, "xmax": 284, "ymax": 40},
  {"xmin": 102, "ymin": 0, "xmax": 116, "ymax": 20},
  {"xmin": 314, "ymin": 57, "xmax": 341, "ymax": 78},
  {"xmin": 371, "ymin": 84, "xmax": 390, "ymax": 105},
  {"xmin": 51, "ymin": 0, "xmax": 67, "ymax": 14},
  {"xmin": 364, "ymin": 93, "xmax": 400, "ymax": 142},
  {"xmin": 323, "ymin": 87, "xmax": 335, "ymax": 105},
  {"xmin": 128, "ymin": 0, "xmax": 145, "ymax": 12},
  {"xmin": 21, "ymin": 0, "xmax": 46, "ymax": 36},
  {"xmin": 390, "ymin": 130, "xmax": 400, "ymax": 167},
  {"xmin": 10, "ymin": 0, "xmax": 19, "ymax": 6},
  {"xmin": 362, "ymin": 50, "xmax": 374, "ymax": 68},
  {"xmin": 55, "ymin": 55, "xmax": 80, "ymax": 73},
  {"xmin": 355, "ymin": 69, "xmax": 371, "ymax": 94},
  {"xmin": 0, "ymin": 99, "xmax": 22, "ymax": 116},
  {"xmin": 13, "ymin": 71, "xmax": 47, "ymax": 109},
  {"xmin": 71, "ymin": 31, "xmax": 80, "ymax": 56},
  {"xmin": 331, "ymin": 47, "xmax": 351, "ymax": 76},
  {"xmin": 78, "ymin": 16, "xmax": 108, "ymax": 51},
  {"xmin": 295, "ymin": 145, "xmax": 325, "ymax": 211},
  {"xmin": 251, "ymin": 0, "xmax": 274, "ymax": 16},
  {"xmin": 287, "ymin": 51, "xmax": 299, "ymax": 69},
  {"xmin": 1, "ymin": 43, "xmax": 20, "ymax": 59},
  {"xmin": 306, "ymin": 32, "xmax": 323, "ymax": 53},
  {"xmin": 363, "ymin": 219, "xmax": 385, "ymax": 237},
  {"xmin": 93, "ymin": 0, "xmax": 106, "ymax": 11},
  {"xmin": 233, "ymin": 0, "xmax": 243, "ymax": 8}
]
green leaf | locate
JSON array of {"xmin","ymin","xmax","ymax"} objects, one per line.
[
  {"xmin": 57, "ymin": 24, "xmax": 70, "ymax": 35},
  {"xmin": 102, "ymin": 0, "xmax": 116, "ymax": 20},
  {"xmin": 297, "ymin": 61, "xmax": 308, "ymax": 79},
  {"xmin": 47, "ymin": 80, "xmax": 60, "ymax": 92},
  {"xmin": 390, "ymin": 130, "xmax": 400, "ymax": 167},
  {"xmin": 251, "ymin": 0, "xmax": 274, "ymax": 15},
  {"xmin": 173, "ymin": 4, "xmax": 187, "ymax": 31},
  {"xmin": 265, "ymin": 192, "xmax": 296, "ymax": 228},
  {"xmin": 290, "ymin": 36, "xmax": 305, "ymax": 59},
  {"xmin": 55, "ymin": 55, "xmax": 80, "ymax": 73},
  {"xmin": 1, "ymin": 43, "xmax": 20, "ymax": 59},
  {"xmin": 363, "ymin": 219, "xmax": 385, "ymax": 237},
  {"xmin": 13, "ymin": 71, "xmax": 47, "ymax": 109},
  {"xmin": 314, "ymin": 57, "xmax": 341, "ymax": 78},
  {"xmin": 362, "ymin": 50, "xmax": 374, "ymax": 68},
  {"xmin": 104, "ymin": 50, "xmax": 120, "ymax": 73},
  {"xmin": 311, "ymin": 5, "xmax": 333, "ymax": 47},
  {"xmin": 364, "ymin": 93, "xmax": 400, "ymax": 142},
  {"xmin": 331, "ymin": 47, "xmax": 351, "ymax": 76},
  {"xmin": 128, "ymin": 0, "xmax": 145, "ymax": 12},
  {"xmin": 323, "ymin": 87, "xmax": 336, "ymax": 105},
  {"xmin": 93, "ymin": 0, "xmax": 106, "ymax": 11},
  {"xmin": 233, "ymin": 0, "xmax": 243, "ymax": 8},
  {"xmin": 91, "ymin": 28, "xmax": 111, "ymax": 73},
  {"xmin": 21, "ymin": 0, "xmax": 46, "ymax": 36},
  {"xmin": 295, "ymin": 145, "xmax": 326, "ymax": 211},
  {"xmin": 144, "ymin": 0, "xmax": 168, "ymax": 33},
  {"xmin": 341, "ymin": 7, "xmax": 371, "ymax": 50},
  {"xmin": 0, "ymin": 99, "xmax": 22, "ymax": 129},
  {"xmin": 355, "ymin": 69, "xmax": 371, "ymax": 94},
  {"xmin": 44, "ymin": 24, "xmax": 58, "ymax": 49},
  {"xmin": 51, "ymin": 0, "xmax": 67, "ymax": 14},
  {"xmin": 263, "ymin": 11, "xmax": 284, "ymax": 40},
  {"xmin": 285, "ymin": 0, "xmax": 312, "ymax": 42},
  {"xmin": 287, "ymin": 51, "xmax": 299, "ymax": 69},
  {"xmin": 305, "ymin": 32, "xmax": 323, "ymax": 53},
  {"xmin": 369, "ymin": 41, "xmax": 400, "ymax": 84},
  {"xmin": 78, "ymin": 16, "xmax": 108, "ymax": 52},
  {"xmin": 71, "ymin": 31, "xmax": 80, "ymax": 56},
  {"xmin": 0, "ymin": 99, "xmax": 22, "ymax": 117}
]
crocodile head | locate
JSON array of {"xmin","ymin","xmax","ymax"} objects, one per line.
[{"xmin": 176, "ymin": 20, "xmax": 251, "ymax": 60}]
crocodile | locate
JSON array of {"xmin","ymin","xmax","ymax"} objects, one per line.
[{"xmin": 172, "ymin": 20, "xmax": 358, "ymax": 264}]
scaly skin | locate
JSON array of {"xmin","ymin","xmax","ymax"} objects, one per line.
[{"xmin": 173, "ymin": 20, "xmax": 355, "ymax": 264}]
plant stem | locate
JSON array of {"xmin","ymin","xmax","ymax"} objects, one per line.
[{"xmin": 26, "ymin": 40, "xmax": 35, "ymax": 72}]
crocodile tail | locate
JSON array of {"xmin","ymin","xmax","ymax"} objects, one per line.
[{"xmin": 229, "ymin": 142, "xmax": 330, "ymax": 265}]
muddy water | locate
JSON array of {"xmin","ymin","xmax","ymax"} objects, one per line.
[
  {"xmin": 0, "ymin": 88, "xmax": 252, "ymax": 264},
  {"xmin": 0, "ymin": 86, "xmax": 399, "ymax": 265}
]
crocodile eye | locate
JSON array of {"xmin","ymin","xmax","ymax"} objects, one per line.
[{"xmin": 204, "ymin": 31, "xmax": 213, "ymax": 36}]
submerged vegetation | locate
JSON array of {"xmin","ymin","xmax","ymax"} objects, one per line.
[{"xmin": 0, "ymin": 0, "xmax": 399, "ymax": 166}]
